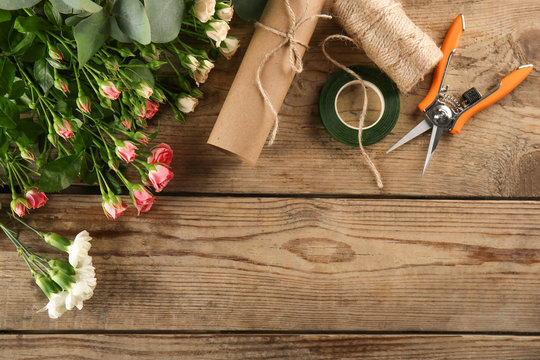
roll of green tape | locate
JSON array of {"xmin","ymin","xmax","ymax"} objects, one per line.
[{"xmin": 319, "ymin": 65, "xmax": 400, "ymax": 147}]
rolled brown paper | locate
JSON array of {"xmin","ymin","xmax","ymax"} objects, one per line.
[{"xmin": 207, "ymin": 0, "xmax": 327, "ymax": 165}]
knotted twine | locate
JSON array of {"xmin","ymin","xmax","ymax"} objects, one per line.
[
  {"xmin": 255, "ymin": 0, "xmax": 332, "ymax": 145},
  {"xmin": 320, "ymin": 0, "xmax": 443, "ymax": 189}
]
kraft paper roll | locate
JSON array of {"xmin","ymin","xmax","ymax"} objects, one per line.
[{"xmin": 207, "ymin": 0, "xmax": 327, "ymax": 165}]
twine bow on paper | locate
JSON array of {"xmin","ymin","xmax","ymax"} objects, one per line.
[{"xmin": 255, "ymin": 0, "xmax": 331, "ymax": 145}]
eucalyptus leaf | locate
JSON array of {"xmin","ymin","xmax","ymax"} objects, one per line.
[
  {"xmin": 0, "ymin": 97, "xmax": 19, "ymax": 129},
  {"xmin": 50, "ymin": 0, "xmax": 83, "ymax": 14},
  {"xmin": 0, "ymin": 0, "xmax": 42, "ymax": 10},
  {"xmin": 39, "ymin": 154, "xmax": 82, "ymax": 192},
  {"xmin": 144, "ymin": 0, "xmax": 184, "ymax": 43},
  {"xmin": 112, "ymin": 0, "xmax": 151, "ymax": 45},
  {"xmin": 109, "ymin": 16, "xmax": 130, "ymax": 42},
  {"xmin": 79, "ymin": 0, "xmax": 101, "ymax": 13},
  {"xmin": 33, "ymin": 58, "xmax": 54, "ymax": 93},
  {"xmin": 232, "ymin": 0, "xmax": 267, "ymax": 21},
  {"xmin": 74, "ymin": 9, "xmax": 110, "ymax": 67}
]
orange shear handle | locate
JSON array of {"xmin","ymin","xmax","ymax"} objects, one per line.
[
  {"xmin": 451, "ymin": 65, "xmax": 534, "ymax": 134},
  {"xmin": 419, "ymin": 14, "xmax": 465, "ymax": 112}
]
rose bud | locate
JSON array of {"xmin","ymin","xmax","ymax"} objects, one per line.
[
  {"xmin": 130, "ymin": 185, "xmax": 155, "ymax": 215},
  {"xmin": 145, "ymin": 100, "xmax": 160, "ymax": 119},
  {"xmin": 177, "ymin": 94, "xmax": 199, "ymax": 113},
  {"xmin": 17, "ymin": 143, "xmax": 35, "ymax": 161},
  {"xmin": 135, "ymin": 82, "xmax": 154, "ymax": 99},
  {"xmin": 194, "ymin": 59, "xmax": 214, "ymax": 85},
  {"xmin": 148, "ymin": 143, "xmax": 173, "ymax": 166},
  {"xmin": 140, "ymin": 44, "xmax": 160, "ymax": 62},
  {"xmin": 54, "ymin": 77, "xmax": 69, "ymax": 94},
  {"xmin": 206, "ymin": 20, "xmax": 230, "ymax": 47},
  {"xmin": 104, "ymin": 56, "xmax": 120, "ymax": 72},
  {"xmin": 121, "ymin": 116, "xmax": 133, "ymax": 130},
  {"xmin": 48, "ymin": 44, "xmax": 63, "ymax": 61},
  {"xmin": 102, "ymin": 193, "xmax": 127, "ymax": 220},
  {"xmin": 151, "ymin": 88, "xmax": 167, "ymax": 104},
  {"xmin": 216, "ymin": 4, "xmax": 234, "ymax": 22},
  {"xmin": 25, "ymin": 188, "xmax": 48, "ymax": 209},
  {"xmin": 76, "ymin": 94, "xmax": 91, "ymax": 114},
  {"xmin": 194, "ymin": 0, "xmax": 216, "ymax": 23},
  {"xmin": 220, "ymin": 36, "xmax": 240, "ymax": 59},
  {"xmin": 147, "ymin": 164, "xmax": 174, "ymax": 192},
  {"xmin": 53, "ymin": 118, "xmax": 75, "ymax": 139},
  {"xmin": 115, "ymin": 141, "xmax": 138, "ymax": 163},
  {"xmin": 99, "ymin": 80, "xmax": 121, "ymax": 100},
  {"xmin": 10, "ymin": 197, "xmax": 28, "ymax": 217},
  {"xmin": 184, "ymin": 54, "xmax": 200, "ymax": 73}
]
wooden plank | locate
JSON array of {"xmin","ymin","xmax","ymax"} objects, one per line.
[
  {"xmin": 0, "ymin": 334, "xmax": 539, "ymax": 359},
  {"xmin": 146, "ymin": 0, "xmax": 540, "ymax": 196},
  {"xmin": 1, "ymin": 195, "xmax": 538, "ymax": 331}
]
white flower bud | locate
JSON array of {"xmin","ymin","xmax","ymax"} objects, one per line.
[
  {"xmin": 220, "ymin": 36, "xmax": 240, "ymax": 59},
  {"xmin": 206, "ymin": 20, "xmax": 229, "ymax": 47},
  {"xmin": 216, "ymin": 5, "xmax": 234, "ymax": 22},
  {"xmin": 194, "ymin": 0, "xmax": 216, "ymax": 23},
  {"xmin": 178, "ymin": 95, "xmax": 199, "ymax": 113},
  {"xmin": 186, "ymin": 55, "xmax": 200, "ymax": 73}
]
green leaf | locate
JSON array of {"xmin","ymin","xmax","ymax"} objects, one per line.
[
  {"xmin": 10, "ymin": 80, "xmax": 25, "ymax": 98},
  {"xmin": 124, "ymin": 59, "xmax": 154, "ymax": 87},
  {"xmin": 109, "ymin": 16, "xmax": 130, "ymax": 42},
  {"xmin": 45, "ymin": 57, "xmax": 69, "ymax": 69},
  {"xmin": 0, "ymin": 9, "xmax": 11, "ymax": 22},
  {"xmin": 39, "ymin": 154, "xmax": 82, "ymax": 192},
  {"xmin": 50, "ymin": 0, "xmax": 83, "ymax": 14},
  {"xmin": 79, "ymin": 0, "xmax": 101, "ymax": 13},
  {"xmin": 0, "ymin": 57, "xmax": 16, "ymax": 95},
  {"xmin": 7, "ymin": 117, "xmax": 44, "ymax": 146},
  {"xmin": 74, "ymin": 9, "xmax": 110, "ymax": 67},
  {"xmin": 144, "ymin": 0, "xmax": 184, "ymax": 43},
  {"xmin": 0, "ymin": 97, "xmax": 19, "ymax": 129},
  {"xmin": 65, "ymin": 14, "xmax": 86, "ymax": 26},
  {"xmin": 34, "ymin": 58, "xmax": 54, "ymax": 93},
  {"xmin": 232, "ymin": 0, "xmax": 267, "ymax": 21},
  {"xmin": 0, "ymin": 0, "xmax": 42, "ymax": 10},
  {"xmin": 14, "ymin": 16, "xmax": 49, "ymax": 33},
  {"xmin": 112, "ymin": 0, "xmax": 151, "ymax": 45},
  {"xmin": 44, "ymin": 1, "xmax": 63, "ymax": 26},
  {"xmin": 20, "ymin": 43, "xmax": 46, "ymax": 62},
  {"xmin": 8, "ymin": 32, "xmax": 35, "ymax": 55}
]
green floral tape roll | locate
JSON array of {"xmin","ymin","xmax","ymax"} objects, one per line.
[{"xmin": 319, "ymin": 65, "xmax": 400, "ymax": 147}]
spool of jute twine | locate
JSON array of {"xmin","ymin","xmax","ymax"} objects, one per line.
[
  {"xmin": 331, "ymin": 0, "xmax": 443, "ymax": 93},
  {"xmin": 322, "ymin": 0, "xmax": 443, "ymax": 189}
]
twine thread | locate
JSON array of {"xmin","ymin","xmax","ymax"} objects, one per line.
[{"xmin": 255, "ymin": 0, "xmax": 331, "ymax": 145}]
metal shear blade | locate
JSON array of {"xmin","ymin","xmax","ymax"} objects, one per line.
[{"xmin": 386, "ymin": 119, "xmax": 432, "ymax": 154}]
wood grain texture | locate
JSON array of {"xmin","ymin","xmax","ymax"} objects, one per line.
[
  {"xmin": 1, "ymin": 195, "xmax": 538, "ymax": 331},
  {"xmin": 1, "ymin": 335, "xmax": 539, "ymax": 360},
  {"xmin": 140, "ymin": 0, "xmax": 540, "ymax": 196}
]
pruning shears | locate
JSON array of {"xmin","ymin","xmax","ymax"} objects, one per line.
[{"xmin": 387, "ymin": 14, "xmax": 534, "ymax": 175}]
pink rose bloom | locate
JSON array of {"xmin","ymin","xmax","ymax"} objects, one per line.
[
  {"xmin": 115, "ymin": 141, "xmax": 138, "ymax": 163},
  {"xmin": 54, "ymin": 119, "xmax": 74, "ymax": 139},
  {"xmin": 11, "ymin": 198, "xmax": 27, "ymax": 217},
  {"xmin": 100, "ymin": 81, "xmax": 121, "ymax": 100},
  {"xmin": 76, "ymin": 95, "xmax": 91, "ymax": 114},
  {"xmin": 148, "ymin": 143, "xmax": 173, "ymax": 166},
  {"xmin": 145, "ymin": 100, "xmax": 159, "ymax": 119},
  {"xmin": 102, "ymin": 195, "xmax": 127, "ymax": 219},
  {"xmin": 147, "ymin": 164, "xmax": 174, "ymax": 192},
  {"xmin": 131, "ymin": 186, "xmax": 155, "ymax": 215},
  {"xmin": 25, "ymin": 188, "xmax": 48, "ymax": 209}
]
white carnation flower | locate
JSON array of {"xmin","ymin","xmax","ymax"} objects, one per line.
[
  {"xmin": 65, "ymin": 261, "xmax": 97, "ymax": 311},
  {"xmin": 220, "ymin": 36, "xmax": 240, "ymax": 59},
  {"xmin": 39, "ymin": 291, "xmax": 68, "ymax": 319},
  {"xmin": 67, "ymin": 230, "xmax": 92, "ymax": 268},
  {"xmin": 206, "ymin": 20, "xmax": 229, "ymax": 47},
  {"xmin": 194, "ymin": 0, "xmax": 216, "ymax": 23}
]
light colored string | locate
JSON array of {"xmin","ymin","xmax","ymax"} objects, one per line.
[
  {"xmin": 321, "ymin": 35, "xmax": 384, "ymax": 189},
  {"xmin": 255, "ymin": 0, "xmax": 331, "ymax": 145}
]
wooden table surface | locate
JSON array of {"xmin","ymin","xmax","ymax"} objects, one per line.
[{"xmin": 1, "ymin": 0, "xmax": 539, "ymax": 358}]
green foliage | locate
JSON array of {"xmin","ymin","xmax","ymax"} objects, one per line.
[
  {"xmin": 0, "ymin": 0, "xmax": 42, "ymax": 11},
  {"xmin": 74, "ymin": 9, "xmax": 110, "ymax": 67},
  {"xmin": 33, "ymin": 58, "xmax": 54, "ymax": 93},
  {"xmin": 232, "ymin": 0, "xmax": 267, "ymax": 21},
  {"xmin": 144, "ymin": 0, "xmax": 184, "ymax": 43},
  {"xmin": 112, "ymin": 0, "xmax": 151, "ymax": 45},
  {"xmin": 39, "ymin": 154, "xmax": 82, "ymax": 192}
]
